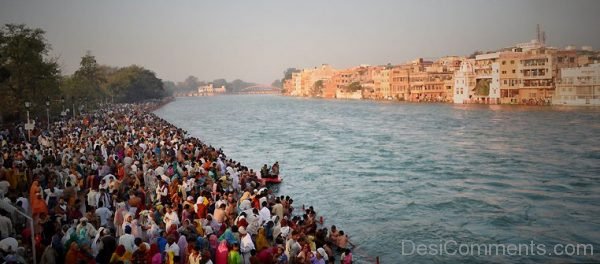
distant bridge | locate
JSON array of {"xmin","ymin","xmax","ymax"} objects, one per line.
[{"xmin": 237, "ymin": 84, "xmax": 281, "ymax": 94}]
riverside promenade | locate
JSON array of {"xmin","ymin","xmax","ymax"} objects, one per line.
[{"xmin": 0, "ymin": 99, "xmax": 353, "ymax": 264}]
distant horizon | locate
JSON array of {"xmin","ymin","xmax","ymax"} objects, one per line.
[{"xmin": 1, "ymin": 0, "xmax": 599, "ymax": 84}]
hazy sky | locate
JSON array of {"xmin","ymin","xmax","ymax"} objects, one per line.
[{"xmin": 1, "ymin": 0, "xmax": 599, "ymax": 84}]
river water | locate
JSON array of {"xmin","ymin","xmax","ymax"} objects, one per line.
[{"xmin": 155, "ymin": 95, "xmax": 600, "ymax": 263}]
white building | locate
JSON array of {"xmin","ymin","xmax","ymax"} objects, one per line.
[
  {"xmin": 335, "ymin": 90, "xmax": 363, "ymax": 100},
  {"xmin": 291, "ymin": 72, "xmax": 302, "ymax": 96},
  {"xmin": 554, "ymin": 63, "xmax": 600, "ymax": 106},
  {"xmin": 453, "ymin": 60, "xmax": 476, "ymax": 103},
  {"xmin": 198, "ymin": 83, "xmax": 226, "ymax": 96}
]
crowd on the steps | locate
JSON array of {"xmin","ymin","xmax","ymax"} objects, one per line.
[{"xmin": 0, "ymin": 101, "xmax": 354, "ymax": 264}]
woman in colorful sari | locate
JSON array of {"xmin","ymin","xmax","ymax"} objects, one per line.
[
  {"xmin": 178, "ymin": 235, "xmax": 188, "ymax": 264},
  {"xmin": 215, "ymin": 240, "xmax": 229, "ymax": 264},
  {"xmin": 110, "ymin": 244, "xmax": 132, "ymax": 264},
  {"xmin": 30, "ymin": 180, "xmax": 42, "ymax": 203},
  {"xmin": 255, "ymin": 227, "xmax": 270, "ymax": 251},
  {"xmin": 65, "ymin": 242, "xmax": 79, "ymax": 264},
  {"xmin": 208, "ymin": 233, "xmax": 219, "ymax": 262},
  {"xmin": 148, "ymin": 243, "xmax": 162, "ymax": 264},
  {"xmin": 31, "ymin": 181, "xmax": 48, "ymax": 217},
  {"xmin": 218, "ymin": 227, "xmax": 237, "ymax": 246}
]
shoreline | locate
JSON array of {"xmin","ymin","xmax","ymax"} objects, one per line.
[{"xmin": 152, "ymin": 97, "xmax": 358, "ymax": 261}]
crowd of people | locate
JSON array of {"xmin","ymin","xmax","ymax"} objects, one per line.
[{"xmin": 0, "ymin": 100, "xmax": 354, "ymax": 264}]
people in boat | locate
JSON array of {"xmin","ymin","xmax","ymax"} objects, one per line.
[
  {"xmin": 261, "ymin": 164, "xmax": 270, "ymax": 178},
  {"xmin": 270, "ymin": 161, "xmax": 279, "ymax": 177}
]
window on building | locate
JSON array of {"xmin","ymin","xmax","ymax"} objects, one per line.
[
  {"xmin": 510, "ymin": 60, "xmax": 514, "ymax": 64},
  {"xmin": 502, "ymin": 61, "xmax": 506, "ymax": 65},
  {"xmin": 569, "ymin": 57, "xmax": 575, "ymax": 63},
  {"xmin": 512, "ymin": 70, "xmax": 516, "ymax": 74}
]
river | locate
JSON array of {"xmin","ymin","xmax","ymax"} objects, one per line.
[{"xmin": 154, "ymin": 95, "xmax": 600, "ymax": 263}]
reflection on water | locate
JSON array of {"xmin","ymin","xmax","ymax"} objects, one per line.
[{"xmin": 155, "ymin": 95, "xmax": 600, "ymax": 263}]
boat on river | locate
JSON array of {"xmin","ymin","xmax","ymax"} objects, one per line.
[{"xmin": 261, "ymin": 175, "xmax": 283, "ymax": 184}]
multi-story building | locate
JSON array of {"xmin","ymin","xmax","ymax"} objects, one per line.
[
  {"xmin": 554, "ymin": 63, "xmax": 600, "ymax": 105},
  {"xmin": 390, "ymin": 64, "xmax": 412, "ymax": 100},
  {"xmin": 400, "ymin": 58, "xmax": 455, "ymax": 102},
  {"xmin": 408, "ymin": 70, "xmax": 453, "ymax": 102},
  {"xmin": 453, "ymin": 60, "xmax": 476, "ymax": 103},
  {"xmin": 290, "ymin": 72, "xmax": 302, "ymax": 96},
  {"xmin": 309, "ymin": 64, "xmax": 336, "ymax": 97},
  {"xmin": 282, "ymin": 79, "xmax": 294, "ymax": 95},
  {"xmin": 373, "ymin": 68, "xmax": 391, "ymax": 99},
  {"xmin": 498, "ymin": 51, "xmax": 521, "ymax": 103},
  {"xmin": 289, "ymin": 64, "xmax": 337, "ymax": 97},
  {"xmin": 470, "ymin": 52, "xmax": 501, "ymax": 104}
]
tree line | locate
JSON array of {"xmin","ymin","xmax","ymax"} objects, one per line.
[{"xmin": 0, "ymin": 24, "xmax": 168, "ymax": 123}]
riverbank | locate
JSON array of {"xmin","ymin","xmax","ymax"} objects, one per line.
[{"xmin": 0, "ymin": 98, "xmax": 354, "ymax": 264}]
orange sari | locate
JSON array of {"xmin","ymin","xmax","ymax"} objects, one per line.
[
  {"xmin": 29, "ymin": 181, "xmax": 41, "ymax": 202},
  {"xmin": 30, "ymin": 181, "xmax": 48, "ymax": 216}
]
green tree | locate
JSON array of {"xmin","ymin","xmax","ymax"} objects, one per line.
[
  {"xmin": 282, "ymin": 68, "xmax": 299, "ymax": 80},
  {"xmin": 227, "ymin": 79, "xmax": 255, "ymax": 93},
  {"xmin": 271, "ymin": 79, "xmax": 282, "ymax": 88},
  {"xmin": 212, "ymin": 78, "xmax": 228, "ymax": 91},
  {"xmin": 163, "ymin": 80, "xmax": 176, "ymax": 96},
  {"xmin": 346, "ymin": 82, "xmax": 362, "ymax": 92},
  {"xmin": 74, "ymin": 51, "xmax": 104, "ymax": 99},
  {"xmin": 178, "ymin": 76, "xmax": 201, "ymax": 92},
  {"xmin": 0, "ymin": 24, "xmax": 61, "ymax": 121},
  {"xmin": 60, "ymin": 51, "xmax": 106, "ymax": 103},
  {"xmin": 310, "ymin": 80, "xmax": 324, "ymax": 97},
  {"xmin": 106, "ymin": 65, "xmax": 165, "ymax": 103},
  {"xmin": 468, "ymin": 50, "xmax": 483, "ymax": 59},
  {"xmin": 475, "ymin": 79, "xmax": 490, "ymax": 96}
]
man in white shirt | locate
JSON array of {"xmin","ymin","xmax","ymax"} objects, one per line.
[
  {"xmin": 259, "ymin": 201, "xmax": 271, "ymax": 225},
  {"xmin": 15, "ymin": 196, "xmax": 28, "ymax": 212},
  {"xmin": 96, "ymin": 188, "xmax": 112, "ymax": 209},
  {"xmin": 95, "ymin": 201, "xmax": 112, "ymax": 227},
  {"xmin": 156, "ymin": 181, "xmax": 168, "ymax": 203},
  {"xmin": 87, "ymin": 188, "xmax": 99, "ymax": 208},
  {"xmin": 239, "ymin": 226, "xmax": 254, "ymax": 264},
  {"xmin": 118, "ymin": 225, "xmax": 136, "ymax": 253},
  {"xmin": 163, "ymin": 205, "xmax": 180, "ymax": 230},
  {"xmin": 271, "ymin": 198, "xmax": 284, "ymax": 222},
  {"xmin": 76, "ymin": 217, "xmax": 98, "ymax": 242},
  {"xmin": 165, "ymin": 236, "xmax": 180, "ymax": 262},
  {"xmin": 246, "ymin": 208, "xmax": 261, "ymax": 236}
]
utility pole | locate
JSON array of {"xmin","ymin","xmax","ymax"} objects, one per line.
[{"xmin": 45, "ymin": 96, "xmax": 50, "ymax": 130}]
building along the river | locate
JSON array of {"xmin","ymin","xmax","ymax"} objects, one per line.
[{"xmin": 554, "ymin": 63, "xmax": 600, "ymax": 105}]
